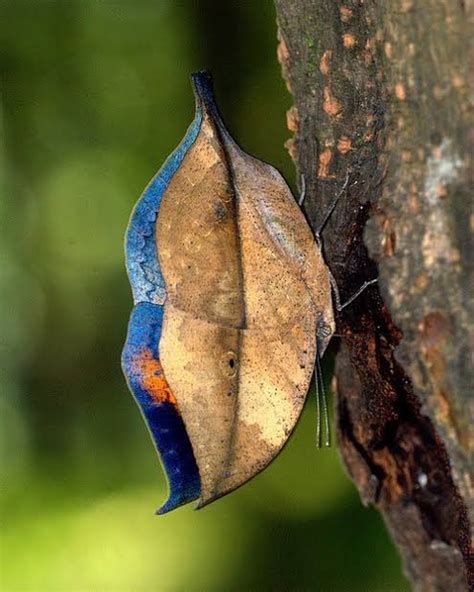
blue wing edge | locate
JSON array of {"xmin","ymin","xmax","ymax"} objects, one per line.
[{"xmin": 121, "ymin": 94, "xmax": 203, "ymax": 514}]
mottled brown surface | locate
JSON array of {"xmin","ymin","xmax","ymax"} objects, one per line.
[
  {"xmin": 157, "ymin": 94, "xmax": 334, "ymax": 506},
  {"xmin": 274, "ymin": 1, "xmax": 473, "ymax": 590}
]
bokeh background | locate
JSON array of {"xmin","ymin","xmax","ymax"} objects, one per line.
[{"xmin": 1, "ymin": 2, "xmax": 409, "ymax": 591}]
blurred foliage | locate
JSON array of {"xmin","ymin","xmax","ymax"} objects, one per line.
[{"xmin": 0, "ymin": 2, "xmax": 409, "ymax": 591}]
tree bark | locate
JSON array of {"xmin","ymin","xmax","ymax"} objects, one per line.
[{"xmin": 274, "ymin": 1, "xmax": 473, "ymax": 590}]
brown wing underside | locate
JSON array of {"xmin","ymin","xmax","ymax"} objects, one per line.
[{"xmin": 157, "ymin": 112, "xmax": 334, "ymax": 505}]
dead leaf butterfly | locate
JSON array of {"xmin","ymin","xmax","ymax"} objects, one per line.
[{"xmin": 122, "ymin": 71, "xmax": 335, "ymax": 514}]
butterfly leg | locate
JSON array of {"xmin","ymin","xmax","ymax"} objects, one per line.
[
  {"xmin": 315, "ymin": 173, "xmax": 350, "ymax": 244},
  {"xmin": 298, "ymin": 171, "xmax": 377, "ymax": 310},
  {"xmin": 298, "ymin": 174, "xmax": 306, "ymax": 206},
  {"xmin": 312, "ymin": 274, "xmax": 378, "ymax": 449},
  {"xmin": 298, "ymin": 172, "xmax": 350, "ymax": 242},
  {"xmin": 121, "ymin": 302, "xmax": 201, "ymax": 513},
  {"xmin": 328, "ymin": 270, "xmax": 378, "ymax": 311}
]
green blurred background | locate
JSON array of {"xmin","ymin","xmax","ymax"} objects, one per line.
[{"xmin": 0, "ymin": 2, "xmax": 409, "ymax": 591}]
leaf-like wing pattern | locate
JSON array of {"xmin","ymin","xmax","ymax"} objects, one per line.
[
  {"xmin": 123, "ymin": 71, "xmax": 334, "ymax": 512},
  {"xmin": 156, "ymin": 72, "xmax": 334, "ymax": 507}
]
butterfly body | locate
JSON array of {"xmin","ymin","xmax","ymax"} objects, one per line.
[{"xmin": 122, "ymin": 71, "xmax": 334, "ymax": 513}]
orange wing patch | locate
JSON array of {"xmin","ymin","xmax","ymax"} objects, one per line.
[{"xmin": 132, "ymin": 349, "xmax": 177, "ymax": 405}]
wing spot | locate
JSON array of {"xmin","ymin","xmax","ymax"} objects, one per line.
[{"xmin": 220, "ymin": 351, "xmax": 238, "ymax": 378}]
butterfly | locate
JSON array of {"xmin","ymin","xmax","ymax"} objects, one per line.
[{"xmin": 122, "ymin": 70, "xmax": 336, "ymax": 514}]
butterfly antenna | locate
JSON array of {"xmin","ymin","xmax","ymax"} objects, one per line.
[{"xmin": 315, "ymin": 349, "xmax": 331, "ymax": 447}]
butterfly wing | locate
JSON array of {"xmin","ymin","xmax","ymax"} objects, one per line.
[
  {"xmin": 122, "ymin": 104, "xmax": 203, "ymax": 513},
  {"xmin": 121, "ymin": 302, "xmax": 200, "ymax": 513},
  {"xmin": 156, "ymin": 72, "xmax": 334, "ymax": 507}
]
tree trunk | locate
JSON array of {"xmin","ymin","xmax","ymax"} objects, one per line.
[{"xmin": 273, "ymin": 1, "xmax": 473, "ymax": 590}]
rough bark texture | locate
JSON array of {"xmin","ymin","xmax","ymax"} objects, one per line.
[{"xmin": 274, "ymin": 1, "xmax": 473, "ymax": 590}]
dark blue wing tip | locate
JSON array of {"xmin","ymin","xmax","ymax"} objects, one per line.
[
  {"xmin": 156, "ymin": 489, "xmax": 200, "ymax": 515},
  {"xmin": 155, "ymin": 500, "xmax": 185, "ymax": 516}
]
